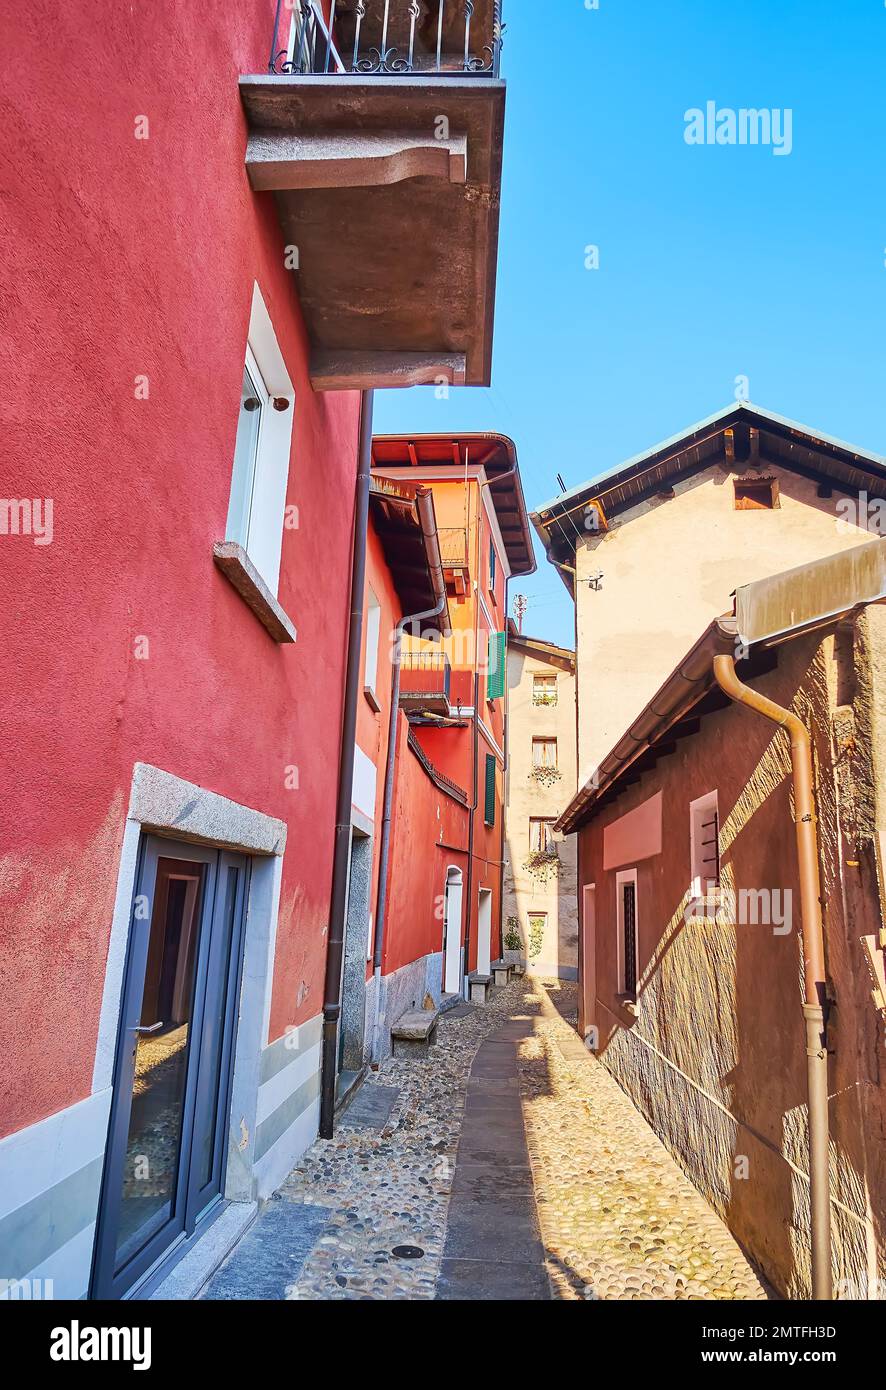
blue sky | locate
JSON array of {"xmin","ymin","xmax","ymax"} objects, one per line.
[{"xmin": 374, "ymin": 0, "xmax": 886, "ymax": 647}]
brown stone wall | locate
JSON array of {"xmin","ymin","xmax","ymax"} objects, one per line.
[{"xmin": 578, "ymin": 624, "xmax": 886, "ymax": 1299}]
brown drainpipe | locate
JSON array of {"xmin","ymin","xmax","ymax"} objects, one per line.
[{"xmin": 712, "ymin": 653, "xmax": 832, "ymax": 1301}]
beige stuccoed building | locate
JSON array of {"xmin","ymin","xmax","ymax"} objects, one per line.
[
  {"xmin": 532, "ymin": 402, "xmax": 886, "ymax": 1299},
  {"xmin": 503, "ymin": 626, "xmax": 578, "ymax": 979},
  {"xmin": 534, "ymin": 402, "xmax": 886, "ymax": 789}
]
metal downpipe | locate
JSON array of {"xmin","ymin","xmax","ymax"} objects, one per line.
[
  {"xmin": 319, "ymin": 389, "xmax": 374, "ymax": 1141},
  {"xmin": 712, "ymin": 653, "xmax": 832, "ymax": 1300}
]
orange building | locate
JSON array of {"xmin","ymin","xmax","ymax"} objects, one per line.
[{"xmin": 370, "ymin": 434, "xmax": 536, "ymax": 1005}]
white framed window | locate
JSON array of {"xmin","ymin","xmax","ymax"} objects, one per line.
[
  {"xmin": 532, "ymin": 737, "xmax": 557, "ymax": 768},
  {"xmin": 532, "ymin": 674, "xmax": 557, "ymax": 707},
  {"xmin": 225, "ymin": 284, "xmax": 295, "ymax": 598},
  {"xmin": 616, "ymin": 868, "xmax": 638, "ymax": 998},
  {"xmin": 364, "ymin": 587, "xmax": 381, "ymax": 701},
  {"xmin": 529, "ymin": 817, "xmax": 556, "ymax": 853},
  {"xmin": 689, "ymin": 791, "xmax": 721, "ymax": 899}
]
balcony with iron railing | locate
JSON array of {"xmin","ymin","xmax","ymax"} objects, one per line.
[
  {"xmin": 399, "ymin": 650, "xmax": 452, "ymax": 714},
  {"xmin": 437, "ymin": 526, "xmax": 470, "ymax": 567},
  {"xmin": 240, "ymin": 1, "xmax": 507, "ymax": 391},
  {"xmin": 271, "ymin": 1, "xmax": 503, "ymax": 78}
]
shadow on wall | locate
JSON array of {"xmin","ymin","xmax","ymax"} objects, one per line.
[
  {"xmin": 593, "ymin": 650, "xmax": 885, "ymax": 1299},
  {"xmin": 591, "ymin": 666, "xmax": 812, "ymax": 1299}
]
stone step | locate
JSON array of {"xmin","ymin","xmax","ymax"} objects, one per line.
[
  {"xmin": 490, "ymin": 960, "xmax": 512, "ymax": 987},
  {"xmin": 391, "ymin": 1007, "xmax": 439, "ymax": 1058},
  {"xmin": 467, "ymin": 972, "xmax": 492, "ymax": 1005}
]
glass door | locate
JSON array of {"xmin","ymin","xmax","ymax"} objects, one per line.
[{"xmin": 92, "ymin": 838, "xmax": 248, "ymax": 1299}]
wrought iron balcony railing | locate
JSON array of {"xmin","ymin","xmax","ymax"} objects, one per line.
[
  {"xmin": 400, "ymin": 650, "xmax": 452, "ymax": 704},
  {"xmin": 270, "ymin": 0, "xmax": 503, "ymax": 78},
  {"xmin": 437, "ymin": 526, "xmax": 470, "ymax": 569}
]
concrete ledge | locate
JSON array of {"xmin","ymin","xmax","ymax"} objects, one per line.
[
  {"xmin": 246, "ymin": 130, "xmax": 467, "ymax": 191},
  {"xmin": 213, "ymin": 542, "xmax": 297, "ymax": 644},
  {"xmin": 129, "ymin": 763, "xmax": 287, "ymax": 856},
  {"xmin": 149, "ymin": 1200, "xmax": 258, "ymax": 1300}
]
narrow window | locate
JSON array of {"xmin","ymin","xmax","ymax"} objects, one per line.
[
  {"xmin": 364, "ymin": 587, "xmax": 381, "ymax": 702},
  {"xmin": 529, "ymin": 817, "xmax": 556, "ymax": 853},
  {"xmin": 733, "ymin": 477, "xmax": 778, "ymax": 510},
  {"xmin": 616, "ymin": 868, "xmax": 639, "ymax": 997},
  {"xmin": 225, "ymin": 285, "xmax": 295, "ymax": 597},
  {"xmin": 489, "ymin": 542, "xmax": 497, "ymax": 596},
  {"xmin": 690, "ymin": 791, "xmax": 721, "ymax": 897},
  {"xmin": 532, "ymin": 674, "xmax": 557, "ymax": 707},
  {"xmin": 527, "ymin": 912, "xmax": 547, "ymax": 957},
  {"xmin": 532, "ymin": 737, "xmax": 557, "ymax": 768},
  {"xmin": 484, "ymin": 754, "xmax": 496, "ymax": 826}
]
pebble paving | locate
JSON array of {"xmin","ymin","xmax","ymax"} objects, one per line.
[
  {"xmin": 523, "ymin": 979, "xmax": 769, "ymax": 1301},
  {"xmin": 208, "ymin": 976, "xmax": 769, "ymax": 1300},
  {"xmin": 275, "ymin": 987, "xmax": 520, "ymax": 1300}
]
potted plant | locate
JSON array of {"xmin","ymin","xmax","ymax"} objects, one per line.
[
  {"xmin": 522, "ymin": 848, "xmax": 560, "ymax": 885},
  {"xmin": 503, "ymin": 916, "xmax": 524, "ymax": 966},
  {"xmin": 529, "ymin": 764, "xmax": 562, "ymax": 788},
  {"xmin": 528, "ymin": 915, "xmax": 546, "ymax": 961}
]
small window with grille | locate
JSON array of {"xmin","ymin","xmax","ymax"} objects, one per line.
[
  {"xmin": 690, "ymin": 791, "xmax": 721, "ymax": 899},
  {"xmin": 616, "ymin": 869, "xmax": 638, "ymax": 998}
]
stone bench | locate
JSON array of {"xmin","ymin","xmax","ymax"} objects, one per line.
[
  {"xmin": 467, "ymin": 972, "xmax": 491, "ymax": 1005},
  {"xmin": 490, "ymin": 960, "xmax": 512, "ymax": 988},
  {"xmin": 391, "ymin": 1008, "xmax": 439, "ymax": 1058}
]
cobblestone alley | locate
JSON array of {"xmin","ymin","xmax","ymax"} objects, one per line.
[{"xmin": 200, "ymin": 978, "xmax": 769, "ymax": 1301}]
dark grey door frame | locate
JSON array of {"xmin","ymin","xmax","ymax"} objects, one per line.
[{"xmin": 91, "ymin": 835, "xmax": 248, "ymax": 1300}]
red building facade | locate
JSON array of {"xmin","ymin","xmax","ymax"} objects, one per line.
[{"xmin": 2, "ymin": 0, "xmax": 510, "ymax": 1299}]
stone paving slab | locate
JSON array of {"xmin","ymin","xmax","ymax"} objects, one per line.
[
  {"xmin": 339, "ymin": 1084, "xmax": 400, "ymax": 1132},
  {"xmin": 202, "ymin": 1199, "xmax": 329, "ymax": 1300},
  {"xmin": 438, "ymin": 1017, "xmax": 551, "ymax": 1301},
  {"xmin": 436, "ymin": 1257, "xmax": 551, "ymax": 1301}
]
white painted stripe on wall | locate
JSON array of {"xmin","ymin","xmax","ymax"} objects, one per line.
[
  {"xmin": 255, "ymin": 853, "xmax": 285, "ymax": 1048},
  {"xmin": 255, "ymin": 1042, "xmax": 321, "ymax": 1128},
  {"xmin": 253, "ymin": 1096, "xmax": 320, "ymax": 1200},
  {"xmin": 0, "ymin": 1088, "xmax": 111, "ymax": 1224},
  {"xmin": 21, "ymin": 1222, "xmax": 97, "ymax": 1301}
]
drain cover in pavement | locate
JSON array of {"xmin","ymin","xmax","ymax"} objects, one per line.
[{"xmin": 391, "ymin": 1245, "xmax": 425, "ymax": 1260}]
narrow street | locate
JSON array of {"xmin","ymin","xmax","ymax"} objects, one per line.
[{"xmin": 203, "ymin": 979, "xmax": 768, "ymax": 1302}]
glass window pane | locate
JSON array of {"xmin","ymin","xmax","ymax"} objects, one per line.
[
  {"xmin": 115, "ymin": 860, "xmax": 205, "ymax": 1268},
  {"xmin": 195, "ymin": 866, "xmax": 239, "ymax": 1194},
  {"xmin": 226, "ymin": 364, "xmax": 264, "ymax": 547}
]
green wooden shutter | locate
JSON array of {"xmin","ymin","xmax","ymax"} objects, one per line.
[
  {"xmin": 487, "ymin": 631, "xmax": 506, "ymax": 701},
  {"xmin": 484, "ymin": 754, "xmax": 496, "ymax": 826}
]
